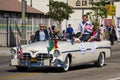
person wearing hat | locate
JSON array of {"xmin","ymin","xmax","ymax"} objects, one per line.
[{"xmin": 34, "ymin": 24, "xmax": 49, "ymax": 42}]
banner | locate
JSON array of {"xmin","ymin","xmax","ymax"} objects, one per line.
[
  {"xmin": 116, "ymin": 17, "xmax": 120, "ymax": 39},
  {"xmin": 104, "ymin": 19, "xmax": 112, "ymax": 27}
]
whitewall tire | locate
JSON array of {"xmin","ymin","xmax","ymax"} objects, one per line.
[
  {"xmin": 94, "ymin": 53, "xmax": 105, "ymax": 67},
  {"xmin": 63, "ymin": 56, "xmax": 70, "ymax": 72}
]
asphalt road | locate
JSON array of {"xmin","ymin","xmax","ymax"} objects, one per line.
[{"xmin": 0, "ymin": 42, "xmax": 120, "ymax": 80}]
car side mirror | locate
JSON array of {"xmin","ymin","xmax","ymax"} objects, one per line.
[{"xmin": 28, "ymin": 40, "xmax": 32, "ymax": 44}]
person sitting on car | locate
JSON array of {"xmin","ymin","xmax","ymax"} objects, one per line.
[
  {"xmin": 71, "ymin": 32, "xmax": 81, "ymax": 44},
  {"xmin": 87, "ymin": 25, "xmax": 101, "ymax": 42}
]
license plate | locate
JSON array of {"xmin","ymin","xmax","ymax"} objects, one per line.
[
  {"xmin": 31, "ymin": 63, "xmax": 40, "ymax": 67},
  {"xmin": 30, "ymin": 58, "xmax": 37, "ymax": 62},
  {"xmin": 44, "ymin": 59, "xmax": 49, "ymax": 66}
]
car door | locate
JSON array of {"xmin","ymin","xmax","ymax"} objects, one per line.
[{"xmin": 71, "ymin": 42, "xmax": 97, "ymax": 65}]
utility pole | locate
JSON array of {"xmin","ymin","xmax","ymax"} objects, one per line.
[
  {"xmin": 110, "ymin": 0, "xmax": 114, "ymax": 19},
  {"xmin": 110, "ymin": 0, "xmax": 114, "ymax": 6},
  {"xmin": 66, "ymin": 0, "xmax": 68, "ymax": 29},
  {"xmin": 21, "ymin": 0, "xmax": 27, "ymax": 44},
  {"xmin": 30, "ymin": 0, "xmax": 32, "ymax": 7}
]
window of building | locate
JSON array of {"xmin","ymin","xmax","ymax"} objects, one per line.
[{"xmin": 89, "ymin": 0, "xmax": 93, "ymax": 5}]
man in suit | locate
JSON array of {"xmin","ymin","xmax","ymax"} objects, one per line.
[{"xmin": 34, "ymin": 24, "xmax": 49, "ymax": 42}]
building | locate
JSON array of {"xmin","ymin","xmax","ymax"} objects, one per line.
[
  {"xmin": 18, "ymin": 0, "xmax": 49, "ymax": 14},
  {"xmin": 0, "ymin": 0, "xmax": 44, "ymax": 18},
  {"xmin": 0, "ymin": 0, "xmax": 55, "ymax": 47}
]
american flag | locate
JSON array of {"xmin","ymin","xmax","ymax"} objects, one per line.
[
  {"xmin": 17, "ymin": 44, "xmax": 24, "ymax": 60},
  {"xmin": 85, "ymin": 24, "xmax": 93, "ymax": 30}
]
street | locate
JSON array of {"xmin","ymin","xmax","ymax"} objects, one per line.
[{"xmin": 0, "ymin": 42, "xmax": 120, "ymax": 80}]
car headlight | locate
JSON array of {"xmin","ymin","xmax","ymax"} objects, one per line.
[
  {"xmin": 11, "ymin": 49, "xmax": 17, "ymax": 59},
  {"xmin": 11, "ymin": 49, "xmax": 16, "ymax": 54},
  {"xmin": 53, "ymin": 50, "xmax": 60, "ymax": 57}
]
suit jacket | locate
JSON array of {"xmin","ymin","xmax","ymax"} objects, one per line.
[{"xmin": 34, "ymin": 29, "xmax": 49, "ymax": 42}]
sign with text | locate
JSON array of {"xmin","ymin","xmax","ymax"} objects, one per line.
[
  {"xmin": 105, "ymin": 5, "xmax": 116, "ymax": 16},
  {"xmin": 68, "ymin": 0, "xmax": 97, "ymax": 8}
]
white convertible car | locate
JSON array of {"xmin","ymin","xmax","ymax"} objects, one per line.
[{"xmin": 10, "ymin": 40, "xmax": 111, "ymax": 72}]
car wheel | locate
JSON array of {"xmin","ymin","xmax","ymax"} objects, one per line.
[
  {"xmin": 94, "ymin": 53, "xmax": 105, "ymax": 67},
  {"xmin": 16, "ymin": 66, "xmax": 28, "ymax": 72},
  {"xmin": 62, "ymin": 56, "xmax": 70, "ymax": 72}
]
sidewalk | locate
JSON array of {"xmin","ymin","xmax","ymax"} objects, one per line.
[{"xmin": 0, "ymin": 47, "xmax": 11, "ymax": 56}]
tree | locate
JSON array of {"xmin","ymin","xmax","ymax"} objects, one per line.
[
  {"xmin": 47, "ymin": 0, "xmax": 74, "ymax": 33},
  {"xmin": 86, "ymin": 0, "xmax": 108, "ymax": 29}
]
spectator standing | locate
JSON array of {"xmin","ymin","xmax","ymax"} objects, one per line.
[
  {"xmin": 105, "ymin": 26, "xmax": 110, "ymax": 40},
  {"xmin": 109, "ymin": 25, "xmax": 116, "ymax": 45},
  {"xmin": 66, "ymin": 24, "xmax": 74, "ymax": 39},
  {"xmin": 62, "ymin": 30, "xmax": 67, "ymax": 40},
  {"xmin": 99, "ymin": 24, "xmax": 106, "ymax": 40}
]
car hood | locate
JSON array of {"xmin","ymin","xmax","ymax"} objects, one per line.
[
  {"xmin": 22, "ymin": 41, "xmax": 49, "ymax": 53},
  {"xmin": 21, "ymin": 41, "xmax": 72, "ymax": 53}
]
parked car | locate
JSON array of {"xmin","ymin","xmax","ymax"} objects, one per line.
[{"xmin": 10, "ymin": 40, "xmax": 111, "ymax": 72}]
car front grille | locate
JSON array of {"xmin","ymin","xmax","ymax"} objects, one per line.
[
  {"xmin": 35, "ymin": 53, "xmax": 53, "ymax": 60},
  {"xmin": 23, "ymin": 53, "xmax": 31, "ymax": 60},
  {"xmin": 23, "ymin": 53, "xmax": 53, "ymax": 62}
]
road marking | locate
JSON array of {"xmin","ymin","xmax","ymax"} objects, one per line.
[
  {"xmin": 108, "ymin": 74, "xmax": 120, "ymax": 80},
  {"xmin": 0, "ymin": 73, "xmax": 37, "ymax": 79},
  {"xmin": 109, "ymin": 77, "xmax": 120, "ymax": 80}
]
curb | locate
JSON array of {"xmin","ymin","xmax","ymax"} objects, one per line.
[
  {"xmin": 0, "ymin": 47, "xmax": 11, "ymax": 56},
  {"xmin": 0, "ymin": 53, "xmax": 11, "ymax": 56}
]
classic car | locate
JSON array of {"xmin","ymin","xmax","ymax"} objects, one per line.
[{"xmin": 10, "ymin": 39, "xmax": 111, "ymax": 72}]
